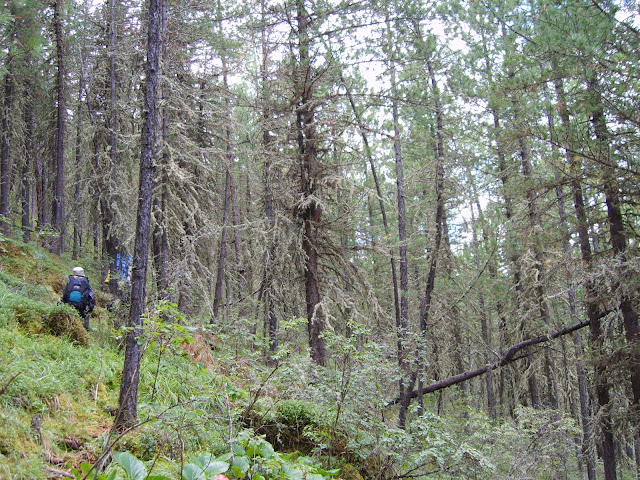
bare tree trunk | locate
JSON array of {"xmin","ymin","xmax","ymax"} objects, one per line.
[
  {"xmin": 231, "ymin": 182, "xmax": 246, "ymax": 313},
  {"xmin": 52, "ymin": 0, "xmax": 66, "ymax": 255},
  {"xmin": 152, "ymin": 0, "xmax": 170, "ymax": 300},
  {"xmin": 0, "ymin": 58, "xmax": 13, "ymax": 237},
  {"xmin": 116, "ymin": 0, "xmax": 164, "ymax": 429},
  {"xmin": 560, "ymin": 75, "xmax": 616, "ymax": 480},
  {"xmin": 22, "ymin": 74, "xmax": 35, "ymax": 243},
  {"xmin": 467, "ymin": 189, "xmax": 496, "ymax": 418},
  {"xmin": 589, "ymin": 75, "xmax": 640, "ymax": 476},
  {"xmin": 259, "ymin": 0, "xmax": 278, "ymax": 356},
  {"xmin": 297, "ymin": 0, "xmax": 326, "ymax": 366},
  {"xmin": 212, "ymin": 169, "xmax": 231, "ymax": 322},
  {"xmin": 212, "ymin": 27, "xmax": 235, "ymax": 323},
  {"xmin": 550, "ymin": 71, "xmax": 596, "ymax": 480},
  {"xmin": 518, "ymin": 127, "xmax": 556, "ymax": 408},
  {"xmin": 72, "ymin": 84, "xmax": 83, "ymax": 260},
  {"xmin": 414, "ymin": 32, "xmax": 447, "ymax": 414},
  {"xmin": 386, "ymin": 20, "xmax": 410, "ymax": 428},
  {"xmin": 341, "ymin": 75, "xmax": 401, "ymax": 341}
]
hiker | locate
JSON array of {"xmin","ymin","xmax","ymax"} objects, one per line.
[{"xmin": 62, "ymin": 267, "xmax": 96, "ymax": 331}]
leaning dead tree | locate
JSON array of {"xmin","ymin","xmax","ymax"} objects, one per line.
[{"xmin": 389, "ymin": 319, "xmax": 590, "ymax": 404}]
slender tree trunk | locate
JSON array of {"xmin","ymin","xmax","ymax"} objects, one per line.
[
  {"xmin": 481, "ymin": 31, "xmax": 520, "ymax": 414},
  {"xmin": 589, "ymin": 75, "xmax": 640, "ymax": 474},
  {"xmin": 386, "ymin": 20, "xmax": 410, "ymax": 428},
  {"xmin": 342, "ymin": 75, "xmax": 401, "ymax": 339},
  {"xmin": 260, "ymin": 0, "xmax": 278, "ymax": 355},
  {"xmin": 555, "ymin": 73, "xmax": 616, "ymax": 480},
  {"xmin": 22, "ymin": 73, "xmax": 35, "ymax": 243},
  {"xmin": 103, "ymin": 0, "xmax": 124, "ymax": 293},
  {"xmin": 550, "ymin": 71, "xmax": 596, "ymax": 480},
  {"xmin": 212, "ymin": 31, "xmax": 235, "ymax": 323},
  {"xmin": 415, "ymin": 35, "xmax": 447, "ymax": 414},
  {"xmin": 116, "ymin": 0, "xmax": 164, "ymax": 429},
  {"xmin": 468, "ymin": 191, "xmax": 496, "ymax": 419},
  {"xmin": 0, "ymin": 57, "xmax": 12, "ymax": 237},
  {"xmin": 297, "ymin": 0, "xmax": 326, "ymax": 366},
  {"xmin": 231, "ymin": 182, "xmax": 246, "ymax": 313},
  {"xmin": 152, "ymin": 0, "xmax": 170, "ymax": 299},
  {"xmin": 72, "ymin": 85, "xmax": 83, "ymax": 260},
  {"xmin": 212, "ymin": 169, "xmax": 231, "ymax": 322},
  {"xmin": 518, "ymin": 123, "xmax": 556, "ymax": 408},
  {"xmin": 52, "ymin": 0, "xmax": 66, "ymax": 255}
]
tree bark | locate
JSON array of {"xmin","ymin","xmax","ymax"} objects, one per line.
[
  {"xmin": 550, "ymin": 71, "xmax": 596, "ymax": 480},
  {"xmin": 22, "ymin": 73, "xmax": 35, "ymax": 243},
  {"xmin": 212, "ymin": 169, "xmax": 231, "ymax": 322},
  {"xmin": 260, "ymin": 0, "xmax": 278, "ymax": 356},
  {"xmin": 589, "ymin": 75, "xmax": 640, "ymax": 477},
  {"xmin": 116, "ymin": 0, "xmax": 164, "ymax": 429},
  {"xmin": 296, "ymin": 0, "xmax": 326, "ymax": 366},
  {"xmin": 152, "ymin": 0, "xmax": 170, "ymax": 300},
  {"xmin": 0, "ymin": 57, "xmax": 12, "ymax": 237},
  {"xmin": 341, "ymin": 75, "xmax": 401, "ymax": 337},
  {"xmin": 385, "ymin": 17, "xmax": 411, "ymax": 429},
  {"xmin": 52, "ymin": 0, "xmax": 66, "ymax": 255}
]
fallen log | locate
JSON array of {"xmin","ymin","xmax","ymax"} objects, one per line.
[{"xmin": 389, "ymin": 319, "xmax": 590, "ymax": 405}]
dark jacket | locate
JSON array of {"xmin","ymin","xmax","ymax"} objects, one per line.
[{"xmin": 62, "ymin": 275, "xmax": 96, "ymax": 313}]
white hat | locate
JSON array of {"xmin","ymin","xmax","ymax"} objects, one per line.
[{"xmin": 72, "ymin": 267, "xmax": 85, "ymax": 276}]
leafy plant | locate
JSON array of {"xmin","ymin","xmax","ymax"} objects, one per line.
[{"xmin": 72, "ymin": 432, "xmax": 337, "ymax": 480}]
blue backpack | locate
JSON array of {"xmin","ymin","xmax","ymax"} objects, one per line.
[{"xmin": 65, "ymin": 276, "xmax": 90, "ymax": 310}]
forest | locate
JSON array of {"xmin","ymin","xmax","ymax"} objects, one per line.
[{"xmin": 0, "ymin": 0, "xmax": 639, "ymax": 477}]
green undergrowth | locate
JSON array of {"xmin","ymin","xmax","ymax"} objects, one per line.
[{"xmin": 0, "ymin": 237, "xmax": 601, "ymax": 480}]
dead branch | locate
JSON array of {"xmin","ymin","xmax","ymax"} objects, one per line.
[
  {"xmin": 388, "ymin": 320, "xmax": 590, "ymax": 405},
  {"xmin": 0, "ymin": 371, "xmax": 22, "ymax": 396}
]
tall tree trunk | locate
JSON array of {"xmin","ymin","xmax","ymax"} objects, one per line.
[
  {"xmin": 212, "ymin": 169, "xmax": 231, "ymax": 322},
  {"xmin": 297, "ymin": 0, "xmax": 326, "ymax": 366},
  {"xmin": 481, "ymin": 31, "xmax": 520, "ymax": 414},
  {"xmin": 260, "ymin": 0, "xmax": 278, "ymax": 355},
  {"xmin": 0, "ymin": 57, "xmax": 12, "ymax": 237},
  {"xmin": 555, "ymin": 73, "xmax": 616, "ymax": 480},
  {"xmin": 231, "ymin": 182, "xmax": 246, "ymax": 314},
  {"xmin": 152, "ymin": 0, "xmax": 170, "ymax": 299},
  {"xmin": 341, "ymin": 74, "xmax": 401, "ymax": 340},
  {"xmin": 550, "ymin": 71, "xmax": 596, "ymax": 480},
  {"xmin": 386, "ymin": 20, "xmax": 410, "ymax": 427},
  {"xmin": 116, "ymin": 0, "xmax": 164, "ymax": 429},
  {"xmin": 52, "ymin": 0, "xmax": 66, "ymax": 255},
  {"xmin": 72, "ymin": 83, "xmax": 83, "ymax": 260},
  {"xmin": 414, "ymin": 33, "xmax": 447, "ymax": 415},
  {"xmin": 104, "ymin": 0, "xmax": 124, "ymax": 295},
  {"xmin": 518, "ymin": 122, "xmax": 556, "ymax": 408},
  {"xmin": 468, "ymin": 189, "xmax": 496, "ymax": 419},
  {"xmin": 23, "ymin": 73, "xmax": 35, "ymax": 243},
  {"xmin": 589, "ymin": 75, "xmax": 640, "ymax": 475},
  {"xmin": 212, "ymin": 26, "xmax": 235, "ymax": 323}
]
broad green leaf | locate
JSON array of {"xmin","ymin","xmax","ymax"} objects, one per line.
[
  {"xmin": 232, "ymin": 443, "xmax": 245, "ymax": 455},
  {"xmin": 182, "ymin": 463, "xmax": 206, "ymax": 480},
  {"xmin": 232, "ymin": 455, "xmax": 250, "ymax": 474},
  {"xmin": 306, "ymin": 474, "xmax": 325, "ymax": 480},
  {"xmin": 257, "ymin": 440, "xmax": 275, "ymax": 459},
  {"xmin": 216, "ymin": 453, "xmax": 232, "ymax": 462},
  {"xmin": 282, "ymin": 463, "xmax": 303, "ymax": 480},
  {"xmin": 113, "ymin": 451, "xmax": 148, "ymax": 480},
  {"xmin": 147, "ymin": 476, "xmax": 173, "ymax": 480}
]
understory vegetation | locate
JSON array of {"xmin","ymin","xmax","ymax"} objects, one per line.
[{"xmin": 0, "ymin": 238, "xmax": 627, "ymax": 479}]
